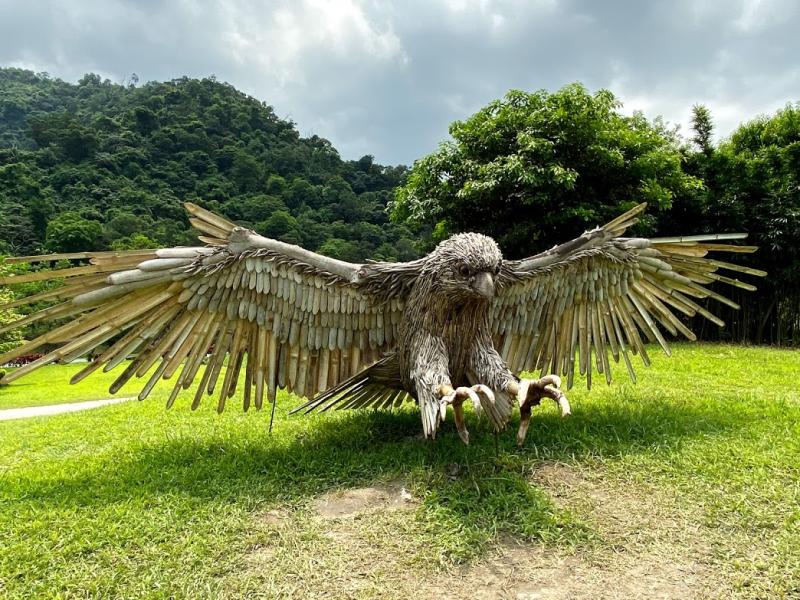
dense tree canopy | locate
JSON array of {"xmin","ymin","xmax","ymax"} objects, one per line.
[
  {"xmin": 664, "ymin": 103, "xmax": 800, "ymax": 344},
  {"xmin": 0, "ymin": 68, "xmax": 418, "ymax": 261},
  {"xmin": 392, "ymin": 84, "xmax": 700, "ymax": 258},
  {"xmin": 0, "ymin": 269, "xmax": 23, "ymax": 354},
  {"xmin": 393, "ymin": 86, "xmax": 798, "ymax": 344}
]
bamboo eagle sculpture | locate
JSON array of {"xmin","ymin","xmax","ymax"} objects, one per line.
[{"xmin": 0, "ymin": 202, "xmax": 765, "ymax": 444}]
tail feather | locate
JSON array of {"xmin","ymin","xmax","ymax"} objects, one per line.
[{"xmin": 290, "ymin": 352, "xmax": 408, "ymax": 414}]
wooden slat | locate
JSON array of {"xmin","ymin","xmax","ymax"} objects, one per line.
[
  {"xmin": 0, "ymin": 274, "xmax": 107, "ymax": 310},
  {"xmin": 0, "ymin": 264, "xmax": 107, "ymax": 285},
  {"xmin": 4, "ymin": 249, "xmax": 157, "ymax": 264}
]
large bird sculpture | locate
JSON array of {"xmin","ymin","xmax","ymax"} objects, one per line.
[{"xmin": 0, "ymin": 202, "xmax": 764, "ymax": 444}]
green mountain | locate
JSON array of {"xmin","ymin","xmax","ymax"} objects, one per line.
[{"xmin": 0, "ymin": 68, "xmax": 419, "ymax": 262}]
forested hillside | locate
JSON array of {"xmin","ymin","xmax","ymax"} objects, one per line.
[
  {"xmin": 0, "ymin": 69, "xmax": 797, "ymax": 344},
  {"xmin": 0, "ymin": 68, "xmax": 419, "ymax": 262}
]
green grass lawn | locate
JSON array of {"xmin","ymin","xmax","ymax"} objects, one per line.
[
  {"xmin": 1, "ymin": 344, "xmax": 799, "ymax": 598},
  {"xmin": 0, "ymin": 362, "xmax": 136, "ymax": 409}
]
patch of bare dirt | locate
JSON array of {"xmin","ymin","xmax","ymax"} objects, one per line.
[
  {"xmin": 312, "ymin": 482, "xmax": 417, "ymax": 519},
  {"xmin": 258, "ymin": 507, "xmax": 291, "ymax": 526},
  {"xmin": 531, "ymin": 462, "xmax": 711, "ymax": 552},
  {"xmin": 433, "ymin": 540, "xmax": 709, "ymax": 600},
  {"xmin": 421, "ymin": 463, "xmax": 716, "ymax": 599},
  {"xmin": 234, "ymin": 467, "xmax": 726, "ymax": 599}
]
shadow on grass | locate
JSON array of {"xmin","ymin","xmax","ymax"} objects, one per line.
[{"xmin": 8, "ymin": 395, "xmax": 747, "ymax": 555}]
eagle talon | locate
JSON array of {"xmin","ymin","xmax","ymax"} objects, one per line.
[
  {"xmin": 438, "ymin": 384, "xmax": 496, "ymax": 444},
  {"xmin": 470, "ymin": 384, "xmax": 495, "ymax": 407},
  {"xmin": 508, "ymin": 375, "xmax": 571, "ymax": 446}
]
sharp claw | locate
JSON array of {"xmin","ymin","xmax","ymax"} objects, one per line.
[
  {"xmin": 463, "ymin": 387, "xmax": 481, "ymax": 409},
  {"xmin": 517, "ymin": 409, "xmax": 532, "ymax": 446},
  {"xmin": 471, "ymin": 384, "xmax": 495, "ymax": 405},
  {"xmin": 559, "ymin": 398, "xmax": 571, "ymax": 417},
  {"xmin": 549, "ymin": 387, "xmax": 571, "ymax": 417},
  {"xmin": 539, "ymin": 374, "xmax": 561, "ymax": 389},
  {"xmin": 438, "ymin": 386, "xmax": 476, "ymax": 445},
  {"xmin": 437, "ymin": 384, "xmax": 502, "ymax": 443},
  {"xmin": 516, "ymin": 379, "xmax": 531, "ymax": 407},
  {"xmin": 453, "ymin": 403, "xmax": 469, "ymax": 444},
  {"xmin": 514, "ymin": 375, "xmax": 571, "ymax": 444}
]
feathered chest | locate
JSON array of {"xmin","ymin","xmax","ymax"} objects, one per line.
[{"xmin": 399, "ymin": 281, "xmax": 490, "ymax": 373}]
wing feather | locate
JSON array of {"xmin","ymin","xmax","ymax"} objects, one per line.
[
  {"xmin": 494, "ymin": 203, "xmax": 765, "ymax": 387},
  {"xmin": 0, "ymin": 204, "xmax": 414, "ymax": 414}
]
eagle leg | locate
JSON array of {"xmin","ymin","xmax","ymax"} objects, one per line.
[
  {"xmin": 507, "ymin": 376, "xmax": 571, "ymax": 446},
  {"xmin": 437, "ymin": 384, "xmax": 495, "ymax": 444}
]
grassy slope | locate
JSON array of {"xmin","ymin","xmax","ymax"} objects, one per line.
[{"xmin": 0, "ymin": 344, "xmax": 798, "ymax": 598}]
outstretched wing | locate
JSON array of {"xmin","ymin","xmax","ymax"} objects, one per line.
[
  {"xmin": 493, "ymin": 203, "xmax": 766, "ymax": 388},
  {"xmin": 0, "ymin": 203, "xmax": 414, "ymax": 412}
]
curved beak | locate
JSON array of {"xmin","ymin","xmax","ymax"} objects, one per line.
[{"xmin": 472, "ymin": 271, "xmax": 495, "ymax": 299}]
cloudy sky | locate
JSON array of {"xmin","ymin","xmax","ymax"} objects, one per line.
[{"xmin": 1, "ymin": 0, "xmax": 798, "ymax": 165}]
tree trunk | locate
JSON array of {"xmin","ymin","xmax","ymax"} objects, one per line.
[{"xmin": 755, "ymin": 297, "xmax": 777, "ymax": 345}]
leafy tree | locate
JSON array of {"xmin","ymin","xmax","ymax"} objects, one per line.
[
  {"xmin": 265, "ymin": 174, "xmax": 287, "ymax": 196},
  {"xmin": 104, "ymin": 211, "xmax": 152, "ymax": 239},
  {"xmin": 229, "ymin": 150, "xmax": 262, "ymax": 193},
  {"xmin": 226, "ymin": 194, "xmax": 287, "ymax": 224},
  {"xmin": 111, "ymin": 232, "xmax": 158, "ymax": 250},
  {"xmin": 0, "ymin": 206, "xmax": 38, "ymax": 254},
  {"xmin": 0, "ymin": 279, "xmax": 24, "ymax": 354},
  {"xmin": 703, "ymin": 105, "xmax": 800, "ymax": 343},
  {"xmin": 392, "ymin": 84, "xmax": 700, "ymax": 258},
  {"xmin": 0, "ymin": 162, "xmax": 54, "ymax": 252},
  {"xmin": 258, "ymin": 210, "xmax": 302, "ymax": 244},
  {"xmin": 296, "ymin": 212, "xmax": 332, "ymax": 250},
  {"xmin": 691, "ymin": 104, "xmax": 714, "ymax": 155},
  {"xmin": 45, "ymin": 212, "xmax": 105, "ymax": 252},
  {"xmin": 393, "ymin": 238, "xmax": 419, "ymax": 261},
  {"xmin": 317, "ymin": 238, "xmax": 361, "ymax": 262},
  {"xmin": 60, "ymin": 122, "xmax": 98, "ymax": 161},
  {"xmin": 133, "ymin": 106, "xmax": 158, "ymax": 135},
  {"xmin": 30, "ymin": 113, "xmax": 97, "ymax": 161}
]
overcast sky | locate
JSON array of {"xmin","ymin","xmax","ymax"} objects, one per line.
[{"xmin": 1, "ymin": 0, "xmax": 798, "ymax": 165}]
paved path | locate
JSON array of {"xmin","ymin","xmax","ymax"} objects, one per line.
[{"xmin": 0, "ymin": 397, "xmax": 134, "ymax": 421}]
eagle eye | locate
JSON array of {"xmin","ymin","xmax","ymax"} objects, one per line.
[
  {"xmin": 494, "ymin": 264, "xmax": 501, "ymax": 275},
  {"xmin": 458, "ymin": 264, "xmax": 471, "ymax": 277}
]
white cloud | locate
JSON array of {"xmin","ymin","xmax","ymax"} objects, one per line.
[
  {"xmin": 222, "ymin": 0, "xmax": 405, "ymax": 75},
  {"xmin": 0, "ymin": 0, "xmax": 798, "ymax": 163}
]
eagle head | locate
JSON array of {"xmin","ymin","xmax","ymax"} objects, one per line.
[{"xmin": 425, "ymin": 232, "xmax": 503, "ymax": 302}]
